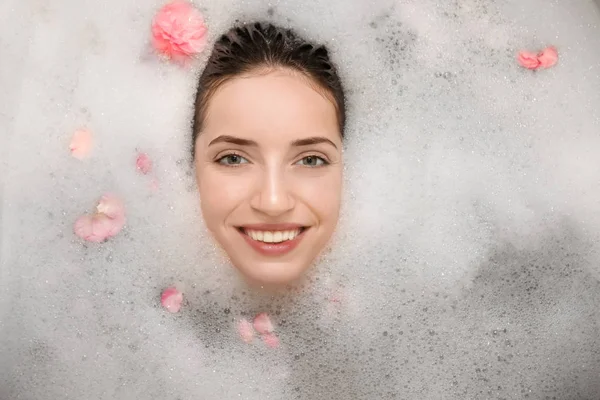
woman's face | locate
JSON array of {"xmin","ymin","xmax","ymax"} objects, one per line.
[{"xmin": 194, "ymin": 69, "xmax": 343, "ymax": 285}]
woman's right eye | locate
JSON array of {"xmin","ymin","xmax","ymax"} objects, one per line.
[{"xmin": 217, "ymin": 154, "xmax": 249, "ymax": 166}]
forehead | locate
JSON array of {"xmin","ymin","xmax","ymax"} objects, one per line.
[{"xmin": 201, "ymin": 70, "xmax": 340, "ymax": 144}]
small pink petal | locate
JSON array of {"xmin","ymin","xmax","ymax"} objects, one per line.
[
  {"xmin": 104, "ymin": 213, "xmax": 125, "ymax": 237},
  {"xmin": 537, "ymin": 46, "xmax": 558, "ymax": 69},
  {"xmin": 151, "ymin": 0, "xmax": 208, "ymax": 62},
  {"xmin": 96, "ymin": 194, "xmax": 125, "ymax": 220},
  {"xmin": 74, "ymin": 214, "xmax": 97, "ymax": 242},
  {"xmin": 74, "ymin": 214, "xmax": 113, "ymax": 243},
  {"xmin": 517, "ymin": 51, "xmax": 541, "ymax": 70},
  {"xmin": 136, "ymin": 153, "xmax": 153, "ymax": 174},
  {"xmin": 161, "ymin": 287, "xmax": 183, "ymax": 313},
  {"xmin": 69, "ymin": 129, "xmax": 93, "ymax": 160},
  {"xmin": 253, "ymin": 313, "xmax": 274, "ymax": 334},
  {"xmin": 262, "ymin": 332, "xmax": 280, "ymax": 348},
  {"xmin": 237, "ymin": 319, "xmax": 255, "ymax": 343},
  {"xmin": 74, "ymin": 194, "xmax": 126, "ymax": 242}
]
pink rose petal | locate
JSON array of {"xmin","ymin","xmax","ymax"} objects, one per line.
[
  {"xmin": 69, "ymin": 129, "xmax": 93, "ymax": 160},
  {"xmin": 161, "ymin": 287, "xmax": 183, "ymax": 313},
  {"xmin": 537, "ymin": 46, "xmax": 558, "ymax": 69},
  {"xmin": 74, "ymin": 194, "xmax": 126, "ymax": 242},
  {"xmin": 74, "ymin": 214, "xmax": 114, "ymax": 243},
  {"xmin": 74, "ymin": 214, "xmax": 100, "ymax": 242},
  {"xmin": 96, "ymin": 194, "xmax": 125, "ymax": 220},
  {"xmin": 253, "ymin": 313, "xmax": 274, "ymax": 334},
  {"xmin": 238, "ymin": 318, "xmax": 255, "ymax": 343},
  {"xmin": 136, "ymin": 153, "xmax": 153, "ymax": 174},
  {"xmin": 517, "ymin": 46, "xmax": 558, "ymax": 70},
  {"xmin": 517, "ymin": 51, "xmax": 541, "ymax": 70},
  {"xmin": 104, "ymin": 213, "xmax": 125, "ymax": 237},
  {"xmin": 262, "ymin": 332, "xmax": 280, "ymax": 348},
  {"xmin": 151, "ymin": 0, "xmax": 208, "ymax": 63}
]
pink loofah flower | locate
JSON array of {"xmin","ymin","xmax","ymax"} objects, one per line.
[
  {"xmin": 136, "ymin": 153, "xmax": 153, "ymax": 175},
  {"xmin": 69, "ymin": 129, "xmax": 93, "ymax": 160},
  {"xmin": 161, "ymin": 287, "xmax": 183, "ymax": 313},
  {"xmin": 74, "ymin": 194, "xmax": 126, "ymax": 242},
  {"xmin": 151, "ymin": 1, "xmax": 208, "ymax": 63},
  {"xmin": 517, "ymin": 46, "xmax": 558, "ymax": 70}
]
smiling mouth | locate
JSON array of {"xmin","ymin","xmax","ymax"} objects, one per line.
[{"xmin": 237, "ymin": 227, "xmax": 307, "ymax": 243}]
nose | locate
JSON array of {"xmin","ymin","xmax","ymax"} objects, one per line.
[{"xmin": 249, "ymin": 168, "xmax": 295, "ymax": 217}]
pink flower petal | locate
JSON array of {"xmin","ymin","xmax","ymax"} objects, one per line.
[
  {"xmin": 238, "ymin": 319, "xmax": 255, "ymax": 343},
  {"xmin": 537, "ymin": 46, "xmax": 558, "ymax": 69},
  {"xmin": 74, "ymin": 194, "xmax": 126, "ymax": 242},
  {"xmin": 104, "ymin": 213, "xmax": 125, "ymax": 237},
  {"xmin": 151, "ymin": 0, "xmax": 208, "ymax": 62},
  {"xmin": 69, "ymin": 129, "xmax": 93, "ymax": 160},
  {"xmin": 92, "ymin": 214, "xmax": 117, "ymax": 239},
  {"xmin": 96, "ymin": 194, "xmax": 125, "ymax": 220},
  {"xmin": 74, "ymin": 214, "xmax": 97, "ymax": 241},
  {"xmin": 517, "ymin": 51, "xmax": 541, "ymax": 70},
  {"xmin": 74, "ymin": 214, "xmax": 114, "ymax": 243},
  {"xmin": 262, "ymin": 332, "xmax": 280, "ymax": 348},
  {"xmin": 136, "ymin": 153, "xmax": 153, "ymax": 174},
  {"xmin": 161, "ymin": 287, "xmax": 183, "ymax": 313},
  {"xmin": 253, "ymin": 313, "xmax": 274, "ymax": 334},
  {"xmin": 517, "ymin": 46, "xmax": 558, "ymax": 70}
]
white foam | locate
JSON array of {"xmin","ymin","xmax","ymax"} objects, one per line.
[{"xmin": 2, "ymin": 0, "xmax": 600, "ymax": 398}]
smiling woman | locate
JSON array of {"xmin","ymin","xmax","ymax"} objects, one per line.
[{"xmin": 192, "ymin": 22, "xmax": 346, "ymax": 285}]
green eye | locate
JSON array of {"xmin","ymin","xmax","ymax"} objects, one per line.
[
  {"xmin": 218, "ymin": 154, "xmax": 249, "ymax": 165},
  {"xmin": 296, "ymin": 155, "xmax": 327, "ymax": 167}
]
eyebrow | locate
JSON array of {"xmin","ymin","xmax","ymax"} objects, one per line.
[
  {"xmin": 208, "ymin": 135, "xmax": 257, "ymax": 147},
  {"xmin": 208, "ymin": 135, "xmax": 338, "ymax": 149}
]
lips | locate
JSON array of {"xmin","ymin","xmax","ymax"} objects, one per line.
[{"xmin": 237, "ymin": 224, "xmax": 308, "ymax": 256}]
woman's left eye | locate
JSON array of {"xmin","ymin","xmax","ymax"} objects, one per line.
[{"xmin": 295, "ymin": 155, "xmax": 328, "ymax": 167}]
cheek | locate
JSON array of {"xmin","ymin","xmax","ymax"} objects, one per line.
[
  {"xmin": 297, "ymin": 168, "xmax": 343, "ymax": 217},
  {"xmin": 196, "ymin": 166, "xmax": 251, "ymax": 221}
]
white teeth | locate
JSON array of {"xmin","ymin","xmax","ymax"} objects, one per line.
[
  {"xmin": 263, "ymin": 231, "xmax": 274, "ymax": 243},
  {"xmin": 245, "ymin": 229, "xmax": 301, "ymax": 243}
]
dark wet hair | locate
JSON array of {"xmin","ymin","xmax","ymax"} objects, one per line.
[{"xmin": 191, "ymin": 21, "xmax": 346, "ymax": 158}]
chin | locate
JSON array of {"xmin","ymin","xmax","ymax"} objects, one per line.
[{"xmin": 233, "ymin": 259, "xmax": 311, "ymax": 286}]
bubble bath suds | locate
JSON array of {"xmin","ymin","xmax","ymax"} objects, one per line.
[{"xmin": 1, "ymin": 0, "xmax": 600, "ymax": 399}]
